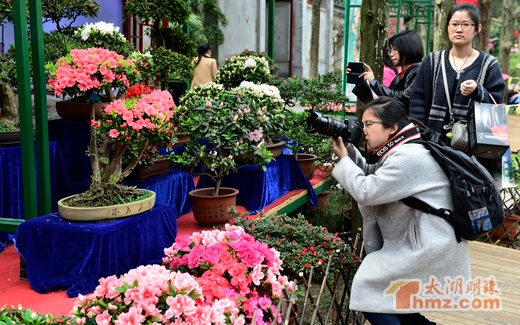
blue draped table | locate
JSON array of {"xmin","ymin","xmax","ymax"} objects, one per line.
[
  {"xmin": 197, "ymin": 154, "xmax": 318, "ymax": 213},
  {"xmin": 0, "ymin": 141, "xmax": 72, "ymax": 219},
  {"xmin": 15, "ymin": 204, "xmax": 178, "ymax": 297}
]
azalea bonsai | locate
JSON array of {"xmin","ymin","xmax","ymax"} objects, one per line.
[
  {"xmin": 170, "ymin": 81, "xmax": 287, "ymax": 196},
  {"xmin": 46, "ymin": 48, "xmax": 177, "ymax": 207},
  {"xmin": 45, "ymin": 47, "xmax": 138, "ymax": 103}
]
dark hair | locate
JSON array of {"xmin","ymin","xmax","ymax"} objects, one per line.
[
  {"xmin": 362, "ymin": 96, "xmax": 410, "ymax": 131},
  {"xmin": 446, "ymin": 3, "xmax": 480, "ymax": 30},
  {"xmin": 388, "ymin": 30, "xmax": 424, "ymax": 66},
  {"xmin": 195, "ymin": 43, "xmax": 213, "ymax": 67}
]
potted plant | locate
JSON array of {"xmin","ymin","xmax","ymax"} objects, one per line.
[
  {"xmin": 169, "ymin": 81, "xmax": 287, "ymax": 225},
  {"xmin": 299, "ymin": 72, "xmax": 353, "ymax": 117},
  {"xmin": 214, "ymin": 52, "xmax": 275, "ymax": 90},
  {"xmin": 230, "ymin": 211, "xmax": 351, "ymax": 281},
  {"xmin": 70, "ymin": 264, "xmax": 244, "ymax": 324},
  {"xmin": 47, "ymin": 49, "xmax": 177, "ymax": 220},
  {"xmin": 162, "ymin": 225, "xmax": 297, "ymax": 323},
  {"xmin": 0, "ymin": 51, "xmax": 19, "ymax": 143},
  {"xmin": 73, "ymin": 21, "xmax": 136, "ymax": 57},
  {"xmin": 45, "ymin": 46, "xmax": 138, "ymax": 120}
]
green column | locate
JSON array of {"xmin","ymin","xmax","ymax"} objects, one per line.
[
  {"xmin": 13, "ymin": 0, "xmax": 37, "ymax": 220},
  {"xmin": 29, "ymin": 0, "xmax": 51, "ymax": 216},
  {"xmin": 268, "ymin": 0, "xmax": 275, "ymax": 59}
]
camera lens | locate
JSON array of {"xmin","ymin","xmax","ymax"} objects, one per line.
[{"xmin": 305, "ymin": 110, "xmax": 362, "ymax": 145}]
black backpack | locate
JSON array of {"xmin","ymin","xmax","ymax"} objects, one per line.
[{"xmin": 402, "ymin": 139, "xmax": 504, "ymax": 242}]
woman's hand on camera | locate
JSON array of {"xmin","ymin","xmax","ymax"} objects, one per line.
[{"xmin": 332, "ymin": 137, "xmax": 348, "ymax": 160}]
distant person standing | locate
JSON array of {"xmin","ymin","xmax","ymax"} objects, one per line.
[
  {"xmin": 409, "ymin": 3, "xmax": 505, "ymax": 145},
  {"xmin": 346, "ymin": 30, "xmax": 424, "ymax": 109},
  {"xmin": 190, "ymin": 43, "xmax": 218, "ymax": 90}
]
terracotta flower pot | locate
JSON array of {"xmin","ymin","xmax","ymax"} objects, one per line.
[
  {"xmin": 296, "ymin": 153, "xmax": 318, "ymax": 180},
  {"xmin": 55, "ymin": 101, "xmax": 105, "ymax": 120},
  {"xmin": 125, "ymin": 158, "xmax": 170, "ymax": 181},
  {"xmin": 189, "ymin": 187, "xmax": 239, "ymax": 226},
  {"xmin": 267, "ymin": 140, "xmax": 286, "ymax": 159},
  {"xmin": 490, "ymin": 212, "xmax": 520, "ymax": 244}
]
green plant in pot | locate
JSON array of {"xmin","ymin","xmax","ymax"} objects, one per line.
[
  {"xmin": 299, "ymin": 71, "xmax": 353, "ymax": 117},
  {"xmin": 214, "ymin": 52, "xmax": 275, "ymax": 90},
  {"xmin": 284, "ymin": 109, "xmax": 337, "ymax": 175},
  {"xmin": 230, "ymin": 211, "xmax": 352, "ymax": 281},
  {"xmin": 170, "ymin": 81, "xmax": 287, "ymax": 224}
]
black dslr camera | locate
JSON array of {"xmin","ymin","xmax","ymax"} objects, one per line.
[{"xmin": 305, "ymin": 110, "xmax": 363, "ymax": 145}]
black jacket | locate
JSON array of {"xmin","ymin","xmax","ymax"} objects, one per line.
[{"xmin": 353, "ymin": 63, "xmax": 421, "ymax": 110}]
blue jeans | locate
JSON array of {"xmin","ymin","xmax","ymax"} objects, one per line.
[{"xmin": 363, "ymin": 312, "xmax": 435, "ymax": 325}]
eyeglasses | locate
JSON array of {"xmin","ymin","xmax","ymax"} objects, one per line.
[
  {"xmin": 448, "ymin": 22, "xmax": 475, "ymax": 30},
  {"xmin": 362, "ymin": 120, "xmax": 384, "ymax": 128}
]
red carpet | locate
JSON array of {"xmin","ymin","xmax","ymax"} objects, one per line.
[{"xmin": 0, "ymin": 170, "xmax": 332, "ymax": 316}]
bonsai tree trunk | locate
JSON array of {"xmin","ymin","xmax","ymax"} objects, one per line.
[{"xmin": 0, "ymin": 83, "xmax": 18, "ymax": 125}]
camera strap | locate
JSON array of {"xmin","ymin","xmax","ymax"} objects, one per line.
[{"xmin": 367, "ymin": 124, "xmax": 421, "ymax": 164}]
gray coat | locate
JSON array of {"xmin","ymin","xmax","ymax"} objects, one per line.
[{"xmin": 332, "ymin": 142, "xmax": 472, "ymax": 313}]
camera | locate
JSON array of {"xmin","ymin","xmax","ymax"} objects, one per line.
[{"xmin": 305, "ymin": 110, "xmax": 363, "ymax": 144}]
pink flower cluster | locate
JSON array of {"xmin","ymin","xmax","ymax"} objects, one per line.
[
  {"xmin": 162, "ymin": 224, "xmax": 296, "ymax": 325},
  {"xmin": 48, "ymin": 47, "xmax": 136, "ymax": 100},
  {"xmin": 71, "ymin": 264, "xmax": 244, "ymax": 325},
  {"xmin": 98, "ymin": 89, "xmax": 176, "ymax": 141}
]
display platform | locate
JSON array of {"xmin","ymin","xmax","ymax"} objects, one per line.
[{"xmin": 15, "ymin": 204, "xmax": 178, "ymax": 297}]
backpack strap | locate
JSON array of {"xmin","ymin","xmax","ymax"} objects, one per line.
[
  {"xmin": 402, "ymin": 197, "xmax": 462, "ymax": 242},
  {"xmin": 402, "ymin": 139, "xmax": 462, "ymax": 242}
]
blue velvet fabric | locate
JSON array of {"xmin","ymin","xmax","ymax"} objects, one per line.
[
  {"xmin": 48, "ymin": 119, "xmax": 92, "ymax": 183},
  {"xmin": 125, "ymin": 171, "xmax": 195, "ymax": 216},
  {"xmin": 14, "ymin": 204, "xmax": 178, "ymax": 297},
  {"xmin": 72, "ymin": 171, "xmax": 195, "ymax": 217},
  {"xmin": 197, "ymin": 154, "xmax": 318, "ymax": 213},
  {"xmin": 0, "ymin": 142, "xmax": 72, "ymax": 219}
]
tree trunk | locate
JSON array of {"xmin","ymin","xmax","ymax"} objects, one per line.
[
  {"xmin": 433, "ymin": 0, "xmax": 451, "ymax": 51},
  {"xmin": 498, "ymin": 0, "xmax": 513, "ymax": 76},
  {"xmin": 477, "ymin": 0, "xmax": 492, "ymax": 52},
  {"xmin": 359, "ymin": 0, "xmax": 388, "ymax": 84},
  {"xmin": 309, "ymin": 0, "xmax": 322, "ymax": 78},
  {"xmin": 0, "ymin": 83, "xmax": 18, "ymax": 125}
]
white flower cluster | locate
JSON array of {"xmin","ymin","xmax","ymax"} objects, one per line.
[
  {"xmin": 77, "ymin": 21, "xmax": 126, "ymax": 42},
  {"xmin": 244, "ymin": 58, "xmax": 256, "ymax": 68},
  {"xmin": 239, "ymin": 81, "xmax": 282, "ymax": 102}
]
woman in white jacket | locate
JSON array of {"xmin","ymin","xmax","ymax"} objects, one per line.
[{"xmin": 332, "ymin": 96, "xmax": 471, "ymax": 325}]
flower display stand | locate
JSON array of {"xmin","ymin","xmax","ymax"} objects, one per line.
[{"xmin": 15, "ymin": 204, "xmax": 178, "ymax": 297}]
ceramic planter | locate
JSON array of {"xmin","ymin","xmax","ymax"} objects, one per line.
[
  {"xmin": 57, "ymin": 190, "xmax": 156, "ymax": 221},
  {"xmin": 55, "ymin": 101, "xmax": 105, "ymax": 120},
  {"xmin": 125, "ymin": 158, "xmax": 170, "ymax": 181},
  {"xmin": 189, "ymin": 187, "xmax": 239, "ymax": 225}
]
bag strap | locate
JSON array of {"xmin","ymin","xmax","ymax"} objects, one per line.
[{"xmin": 440, "ymin": 50, "xmax": 455, "ymax": 131}]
